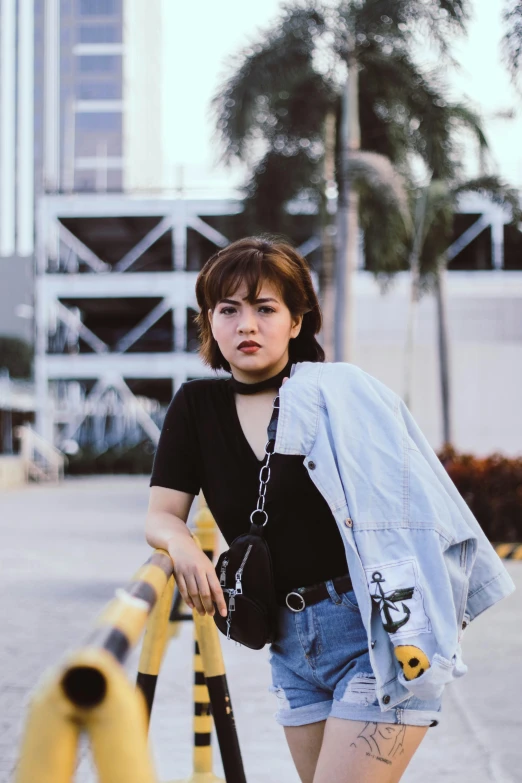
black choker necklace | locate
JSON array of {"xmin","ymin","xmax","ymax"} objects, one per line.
[{"xmin": 229, "ymin": 359, "xmax": 293, "ymax": 395}]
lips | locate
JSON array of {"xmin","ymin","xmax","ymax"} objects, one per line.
[{"xmin": 238, "ymin": 341, "xmax": 261, "ymax": 349}]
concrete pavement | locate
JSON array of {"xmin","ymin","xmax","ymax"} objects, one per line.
[{"xmin": 1, "ymin": 476, "xmax": 520, "ymax": 782}]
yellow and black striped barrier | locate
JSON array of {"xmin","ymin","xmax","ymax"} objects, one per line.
[
  {"xmin": 15, "ymin": 496, "xmax": 246, "ymax": 783},
  {"xmin": 137, "ymin": 569, "xmax": 176, "ymax": 722},
  {"xmin": 192, "ymin": 633, "xmax": 214, "ymax": 775},
  {"xmin": 170, "ymin": 627, "xmax": 223, "ymax": 783},
  {"xmin": 15, "ymin": 549, "xmax": 173, "ymax": 783},
  {"xmin": 493, "ymin": 543, "xmax": 522, "ymax": 560},
  {"xmin": 169, "ymin": 504, "xmax": 246, "ymax": 783},
  {"xmin": 188, "ymin": 600, "xmax": 246, "ymax": 783}
]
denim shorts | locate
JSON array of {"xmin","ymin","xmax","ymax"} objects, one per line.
[{"xmin": 268, "ymin": 579, "xmax": 442, "ymax": 728}]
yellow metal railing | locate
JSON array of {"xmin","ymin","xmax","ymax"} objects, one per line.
[{"xmin": 15, "ymin": 497, "xmax": 246, "ymax": 783}]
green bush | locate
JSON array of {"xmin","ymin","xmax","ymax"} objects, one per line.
[
  {"xmin": 437, "ymin": 445, "xmax": 522, "ymax": 542},
  {"xmin": 0, "ymin": 335, "xmax": 33, "ymax": 378}
]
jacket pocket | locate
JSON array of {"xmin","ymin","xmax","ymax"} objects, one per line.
[
  {"xmin": 397, "ymin": 651, "xmax": 468, "ymax": 701},
  {"xmin": 364, "ymin": 556, "xmax": 431, "ymax": 639}
]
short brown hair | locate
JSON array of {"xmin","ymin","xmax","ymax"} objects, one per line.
[{"xmin": 194, "ymin": 235, "xmax": 325, "ymax": 372}]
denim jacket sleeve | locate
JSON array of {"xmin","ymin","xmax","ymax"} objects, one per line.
[
  {"xmin": 395, "ymin": 396, "xmax": 516, "ymax": 625},
  {"xmin": 375, "ymin": 395, "xmax": 516, "ymax": 700}
]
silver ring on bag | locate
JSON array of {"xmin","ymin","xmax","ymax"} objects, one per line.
[
  {"xmin": 250, "ymin": 508, "xmax": 268, "ymax": 526},
  {"xmin": 285, "ymin": 591, "xmax": 306, "ymax": 612}
]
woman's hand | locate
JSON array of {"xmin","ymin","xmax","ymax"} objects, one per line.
[{"xmin": 167, "ymin": 535, "xmax": 228, "ymax": 618}]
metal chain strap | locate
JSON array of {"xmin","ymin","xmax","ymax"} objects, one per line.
[{"xmin": 249, "ymin": 394, "xmax": 279, "ymax": 528}]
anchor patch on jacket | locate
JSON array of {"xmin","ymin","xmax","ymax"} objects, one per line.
[
  {"xmin": 370, "ymin": 571, "xmax": 414, "ymax": 633},
  {"xmin": 364, "ymin": 557, "xmax": 431, "ymax": 639}
]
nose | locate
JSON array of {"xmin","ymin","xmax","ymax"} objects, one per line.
[{"xmin": 237, "ymin": 307, "xmax": 258, "ymax": 334}]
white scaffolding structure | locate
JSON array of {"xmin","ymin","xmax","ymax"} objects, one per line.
[{"xmin": 35, "ymin": 194, "xmax": 247, "ymax": 449}]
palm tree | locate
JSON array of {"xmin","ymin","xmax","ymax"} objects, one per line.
[
  {"xmin": 402, "ymin": 101, "xmax": 489, "ymax": 411},
  {"xmin": 501, "ymin": 0, "xmax": 522, "ymax": 93},
  {"xmin": 211, "ymin": 0, "xmax": 472, "ymax": 360},
  {"xmin": 327, "ymin": 0, "xmax": 470, "ymax": 361},
  {"xmin": 411, "ymin": 175, "xmax": 521, "ymax": 444}
]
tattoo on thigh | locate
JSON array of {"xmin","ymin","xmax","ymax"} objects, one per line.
[{"xmin": 350, "ymin": 722, "xmax": 406, "ymax": 766}]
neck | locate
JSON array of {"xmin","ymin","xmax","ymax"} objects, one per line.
[
  {"xmin": 228, "ymin": 356, "xmax": 292, "ymax": 395},
  {"xmin": 230, "ymin": 355, "xmax": 290, "ymax": 385}
]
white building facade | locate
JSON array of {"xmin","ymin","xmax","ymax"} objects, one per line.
[{"xmin": 0, "ymin": 0, "xmax": 165, "ymax": 343}]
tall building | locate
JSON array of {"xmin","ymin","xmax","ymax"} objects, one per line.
[{"xmin": 0, "ymin": 0, "xmax": 164, "ymax": 341}]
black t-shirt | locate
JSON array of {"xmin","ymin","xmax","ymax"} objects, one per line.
[{"xmin": 149, "ymin": 377, "xmax": 349, "ymax": 593}]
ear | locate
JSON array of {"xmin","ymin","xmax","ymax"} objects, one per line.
[{"xmin": 291, "ymin": 314, "xmax": 303, "ymax": 339}]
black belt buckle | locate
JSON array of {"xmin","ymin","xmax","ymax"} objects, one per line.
[{"xmin": 285, "ymin": 590, "xmax": 306, "ymax": 612}]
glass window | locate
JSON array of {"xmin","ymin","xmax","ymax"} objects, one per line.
[
  {"xmin": 74, "ymin": 170, "xmax": 96, "ymax": 191},
  {"xmin": 107, "ymin": 170, "xmax": 123, "ymax": 191},
  {"xmin": 73, "ymin": 168, "xmax": 122, "ymax": 192},
  {"xmin": 78, "ymin": 24, "xmax": 121, "ymax": 43},
  {"xmin": 75, "ymin": 131, "xmax": 122, "ymax": 157},
  {"xmin": 78, "ymin": 55, "xmax": 119, "ymax": 72},
  {"xmin": 79, "ymin": 0, "xmax": 118, "ymax": 15},
  {"xmin": 78, "ymin": 81, "xmax": 121, "ymax": 99},
  {"xmin": 76, "ymin": 112, "xmax": 122, "ymax": 131}
]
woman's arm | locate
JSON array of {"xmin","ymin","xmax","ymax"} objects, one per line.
[{"xmin": 146, "ymin": 485, "xmax": 227, "ymax": 618}]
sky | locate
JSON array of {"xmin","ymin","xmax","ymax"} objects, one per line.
[{"xmin": 161, "ymin": 0, "xmax": 522, "ymax": 194}]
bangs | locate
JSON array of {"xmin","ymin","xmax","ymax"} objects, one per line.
[{"xmin": 207, "ymin": 250, "xmax": 284, "ymax": 308}]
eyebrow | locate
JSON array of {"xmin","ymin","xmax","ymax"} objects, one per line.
[{"xmin": 217, "ymin": 297, "xmax": 279, "ymax": 305}]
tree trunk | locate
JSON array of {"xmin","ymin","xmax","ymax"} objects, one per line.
[
  {"xmin": 403, "ymin": 183, "xmax": 430, "ymax": 408},
  {"xmin": 335, "ymin": 58, "xmax": 360, "ymax": 363},
  {"xmin": 319, "ymin": 110, "xmax": 337, "ymax": 361},
  {"xmin": 434, "ymin": 261, "xmax": 452, "ymax": 446}
]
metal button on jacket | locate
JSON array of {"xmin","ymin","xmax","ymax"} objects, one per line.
[
  {"xmin": 344, "ymin": 517, "xmax": 353, "ymax": 527},
  {"xmin": 382, "ymin": 694, "xmax": 390, "ymax": 705},
  {"xmin": 308, "ymin": 460, "xmax": 316, "ymax": 470}
]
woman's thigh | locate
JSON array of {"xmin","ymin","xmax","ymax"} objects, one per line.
[
  {"xmin": 313, "ymin": 717, "xmax": 429, "ymax": 783},
  {"xmin": 283, "ymin": 721, "xmax": 326, "ymax": 783}
]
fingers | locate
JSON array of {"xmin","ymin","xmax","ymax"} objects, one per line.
[
  {"xmin": 174, "ymin": 560, "xmax": 227, "ymax": 618},
  {"xmin": 195, "ymin": 571, "xmax": 216, "ymax": 617},
  {"xmin": 185, "ymin": 574, "xmax": 205, "ymax": 616},
  {"xmin": 176, "ymin": 574, "xmax": 194, "ymax": 611},
  {"xmin": 207, "ymin": 571, "xmax": 228, "ymax": 617}
]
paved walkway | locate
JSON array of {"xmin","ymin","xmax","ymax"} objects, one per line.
[{"xmin": 1, "ymin": 477, "xmax": 520, "ymax": 783}]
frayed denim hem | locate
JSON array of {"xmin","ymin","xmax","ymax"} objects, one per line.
[{"xmin": 274, "ymin": 699, "xmax": 332, "ymax": 727}]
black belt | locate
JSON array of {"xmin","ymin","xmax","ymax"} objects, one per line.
[{"xmin": 276, "ymin": 574, "xmax": 353, "ymax": 612}]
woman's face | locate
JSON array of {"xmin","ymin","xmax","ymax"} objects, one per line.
[{"xmin": 208, "ymin": 278, "xmax": 302, "ymax": 383}]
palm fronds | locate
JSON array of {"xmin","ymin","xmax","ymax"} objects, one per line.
[{"xmin": 501, "ymin": 0, "xmax": 522, "ymax": 92}]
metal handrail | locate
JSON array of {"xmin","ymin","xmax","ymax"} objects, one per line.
[{"xmin": 14, "ymin": 499, "xmax": 246, "ymax": 783}]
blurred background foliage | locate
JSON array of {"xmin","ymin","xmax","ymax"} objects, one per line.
[
  {"xmin": 439, "ymin": 445, "xmax": 522, "ymax": 542},
  {"xmin": 0, "ymin": 336, "xmax": 33, "ymax": 379}
]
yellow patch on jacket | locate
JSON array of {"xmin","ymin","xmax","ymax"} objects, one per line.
[{"xmin": 394, "ymin": 645, "xmax": 431, "ymax": 680}]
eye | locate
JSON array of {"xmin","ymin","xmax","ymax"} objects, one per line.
[
  {"xmin": 259, "ymin": 306, "xmax": 275, "ymax": 313},
  {"xmin": 219, "ymin": 306, "xmax": 236, "ymax": 315}
]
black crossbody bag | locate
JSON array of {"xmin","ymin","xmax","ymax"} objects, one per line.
[{"xmin": 213, "ymin": 395, "xmax": 280, "ymax": 650}]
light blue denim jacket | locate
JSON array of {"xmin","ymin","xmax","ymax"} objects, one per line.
[{"xmin": 274, "ymin": 360, "xmax": 516, "ymax": 709}]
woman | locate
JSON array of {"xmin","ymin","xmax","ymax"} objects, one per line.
[{"xmin": 145, "ymin": 236, "xmax": 515, "ymax": 783}]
